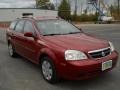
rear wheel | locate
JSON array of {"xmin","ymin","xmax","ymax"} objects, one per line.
[
  {"xmin": 8, "ymin": 43, "xmax": 16, "ymax": 57},
  {"xmin": 41, "ymin": 56, "xmax": 58, "ymax": 83}
]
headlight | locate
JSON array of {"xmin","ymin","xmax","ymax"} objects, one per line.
[
  {"xmin": 109, "ymin": 42, "xmax": 115, "ymax": 52},
  {"xmin": 65, "ymin": 50, "xmax": 87, "ymax": 60}
]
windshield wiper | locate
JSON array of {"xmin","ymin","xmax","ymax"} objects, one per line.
[
  {"xmin": 43, "ymin": 32, "xmax": 81, "ymax": 36},
  {"xmin": 67, "ymin": 32, "xmax": 81, "ymax": 34},
  {"xmin": 43, "ymin": 34, "xmax": 63, "ymax": 36}
]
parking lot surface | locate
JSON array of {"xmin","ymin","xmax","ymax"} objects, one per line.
[{"xmin": 0, "ymin": 24, "xmax": 120, "ymax": 90}]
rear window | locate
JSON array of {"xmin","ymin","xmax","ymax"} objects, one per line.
[{"xmin": 9, "ymin": 20, "xmax": 18, "ymax": 30}]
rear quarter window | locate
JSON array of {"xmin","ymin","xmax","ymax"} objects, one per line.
[
  {"xmin": 15, "ymin": 20, "xmax": 25, "ymax": 33},
  {"xmin": 9, "ymin": 20, "xmax": 18, "ymax": 30}
]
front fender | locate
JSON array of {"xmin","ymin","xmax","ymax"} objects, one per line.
[{"xmin": 37, "ymin": 48, "xmax": 59, "ymax": 65}]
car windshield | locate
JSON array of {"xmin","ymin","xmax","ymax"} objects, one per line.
[{"xmin": 36, "ymin": 20, "xmax": 81, "ymax": 36}]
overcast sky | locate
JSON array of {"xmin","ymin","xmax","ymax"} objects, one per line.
[
  {"xmin": 0, "ymin": 0, "xmax": 114, "ymax": 8},
  {"xmin": 0, "ymin": 0, "xmax": 36, "ymax": 8}
]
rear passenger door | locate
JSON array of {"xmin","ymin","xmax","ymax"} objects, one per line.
[
  {"xmin": 13, "ymin": 20, "xmax": 26, "ymax": 55},
  {"xmin": 7, "ymin": 20, "xmax": 18, "ymax": 45}
]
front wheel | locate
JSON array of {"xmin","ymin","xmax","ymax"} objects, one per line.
[{"xmin": 41, "ymin": 56, "xmax": 58, "ymax": 83}]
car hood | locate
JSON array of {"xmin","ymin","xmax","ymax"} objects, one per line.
[{"xmin": 43, "ymin": 33, "xmax": 109, "ymax": 52}]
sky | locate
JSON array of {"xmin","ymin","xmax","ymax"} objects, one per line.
[
  {"xmin": 0, "ymin": 0, "xmax": 114, "ymax": 8},
  {"xmin": 0, "ymin": 0, "xmax": 36, "ymax": 8}
]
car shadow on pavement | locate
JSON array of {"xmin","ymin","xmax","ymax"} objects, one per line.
[{"xmin": 55, "ymin": 72, "xmax": 115, "ymax": 90}]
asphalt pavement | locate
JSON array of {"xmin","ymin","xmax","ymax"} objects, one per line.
[{"xmin": 0, "ymin": 24, "xmax": 120, "ymax": 90}]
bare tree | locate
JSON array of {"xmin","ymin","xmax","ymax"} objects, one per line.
[
  {"xmin": 36, "ymin": 0, "xmax": 55, "ymax": 10},
  {"xmin": 54, "ymin": 0, "xmax": 58, "ymax": 10},
  {"xmin": 74, "ymin": 0, "xmax": 78, "ymax": 15},
  {"xmin": 118, "ymin": 0, "xmax": 120, "ymax": 17}
]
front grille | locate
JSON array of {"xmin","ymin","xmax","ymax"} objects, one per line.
[{"xmin": 88, "ymin": 47, "xmax": 111, "ymax": 58}]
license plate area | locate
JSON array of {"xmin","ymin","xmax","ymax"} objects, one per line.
[{"xmin": 102, "ymin": 60, "xmax": 112, "ymax": 71}]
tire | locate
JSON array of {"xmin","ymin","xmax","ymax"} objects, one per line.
[
  {"xmin": 8, "ymin": 43, "xmax": 17, "ymax": 57},
  {"xmin": 41, "ymin": 56, "xmax": 58, "ymax": 83}
]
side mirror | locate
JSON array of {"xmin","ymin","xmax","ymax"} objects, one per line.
[{"xmin": 24, "ymin": 32, "xmax": 33, "ymax": 37}]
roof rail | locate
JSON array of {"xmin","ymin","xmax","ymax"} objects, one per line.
[{"xmin": 17, "ymin": 16, "xmax": 61, "ymax": 20}]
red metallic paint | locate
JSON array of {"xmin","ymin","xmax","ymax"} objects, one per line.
[{"xmin": 6, "ymin": 18, "xmax": 119, "ymax": 80}]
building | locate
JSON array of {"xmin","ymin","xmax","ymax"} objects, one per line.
[{"xmin": 0, "ymin": 8, "xmax": 58, "ymax": 22}]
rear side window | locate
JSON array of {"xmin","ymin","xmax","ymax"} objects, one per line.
[
  {"xmin": 15, "ymin": 20, "xmax": 25, "ymax": 33},
  {"xmin": 9, "ymin": 20, "xmax": 18, "ymax": 30}
]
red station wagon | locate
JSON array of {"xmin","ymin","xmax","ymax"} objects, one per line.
[{"xmin": 6, "ymin": 17, "xmax": 118, "ymax": 83}]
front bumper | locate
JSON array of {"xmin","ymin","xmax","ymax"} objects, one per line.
[{"xmin": 57, "ymin": 51, "xmax": 118, "ymax": 80}]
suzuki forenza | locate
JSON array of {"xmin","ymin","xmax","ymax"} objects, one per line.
[{"xmin": 6, "ymin": 17, "xmax": 118, "ymax": 83}]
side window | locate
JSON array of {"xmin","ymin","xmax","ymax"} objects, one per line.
[
  {"xmin": 24, "ymin": 21, "xmax": 34, "ymax": 33},
  {"xmin": 9, "ymin": 20, "xmax": 18, "ymax": 30},
  {"xmin": 15, "ymin": 20, "xmax": 25, "ymax": 33}
]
